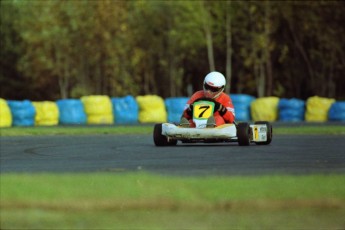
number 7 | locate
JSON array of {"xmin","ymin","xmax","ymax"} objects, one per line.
[{"xmin": 199, "ymin": 106, "xmax": 210, "ymax": 118}]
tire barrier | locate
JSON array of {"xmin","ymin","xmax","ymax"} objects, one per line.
[
  {"xmin": 278, "ymin": 98, "xmax": 305, "ymax": 122},
  {"xmin": 165, "ymin": 97, "xmax": 189, "ymax": 123},
  {"xmin": 251, "ymin": 97, "xmax": 280, "ymax": 122},
  {"xmin": 230, "ymin": 94, "xmax": 255, "ymax": 121},
  {"xmin": 32, "ymin": 101, "xmax": 59, "ymax": 126},
  {"xmin": 56, "ymin": 99, "xmax": 87, "ymax": 125},
  {"xmin": 111, "ymin": 95, "xmax": 139, "ymax": 124},
  {"xmin": 305, "ymin": 96, "xmax": 335, "ymax": 122},
  {"xmin": 328, "ymin": 102, "xmax": 345, "ymax": 121},
  {"xmin": 7, "ymin": 100, "xmax": 35, "ymax": 126},
  {"xmin": 81, "ymin": 95, "xmax": 114, "ymax": 124},
  {"xmin": 0, "ymin": 98, "xmax": 12, "ymax": 127},
  {"xmin": 1, "ymin": 95, "xmax": 344, "ymax": 127},
  {"xmin": 136, "ymin": 95, "xmax": 167, "ymax": 123}
]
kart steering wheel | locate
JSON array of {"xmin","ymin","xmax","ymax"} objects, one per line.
[
  {"xmin": 193, "ymin": 97, "xmax": 216, "ymax": 103},
  {"xmin": 192, "ymin": 97, "xmax": 218, "ymax": 114}
]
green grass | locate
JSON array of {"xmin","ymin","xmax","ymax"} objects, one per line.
[
  {"xmin": 0, "ymin": 125, "xmax": 152, "ymax": 136},
  {"xmin": 3, "ymin": 208, "xmax": 344, "ymax": 230},
  {"xmin": 274, "ymin": 125, "xmax": 345, "ymax": 135},
  {"xmin": 1, "ymin": 173, "xmax": 345, "ymax": 229},
  {"xmin": 2, "ymin": 173, "xmax": 344, "ymax": 203},
  {"xmin": 1, "ymin": 124, "xmax": 345, "ymax": 136}
]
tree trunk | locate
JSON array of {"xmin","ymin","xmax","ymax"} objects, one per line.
[
  {"xmin": 205, "ymin": 25, "xmax": 215, "ymax": 72},
  {"xmin": 264, "ymin": 0, "xmax": 273, "ymax": 96},
  {"xmin": 225, "ymin": 1, "xmax": 232, "ymax": 94},
  {"xmin": 328, "ymin": 51, "xmax": 335, "ymax": 98},
  {"xmin": 144, "ymin": 72, "xmax": 149, "ymax": 94},
  {"xmin": 169, "ymin": 62, "xmax": 175, "ymax": 97},
  {"xmin": 255, "ymin": 61, "xmax": 265, "ymax": 98},
  {"xmin": 55, "ymin": 46, "xmax": 68, "ymax": 99},
  {"xmin": 59, "ymin": 62, "xmax": 69, "ymax": 99},
  {"xmin": 201, "ymin": 2, "xmax": 215, "ymax": 71},
  {"xmin": 286, "ymin": 17, "xmax": 315, "ymax": 91}
]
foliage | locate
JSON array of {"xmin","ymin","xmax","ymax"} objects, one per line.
[{"xmin": 0, "ymin": 0, "xmax": 344, "ymax": 100}]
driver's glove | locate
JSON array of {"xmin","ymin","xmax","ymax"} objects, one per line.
[
  {"xmin": 186, "ymin": 104, "xmax": 193, "ymax": 117},
  {"xmin": 214, "ymin": 102, "xmax": 227, "ymax": 116}
]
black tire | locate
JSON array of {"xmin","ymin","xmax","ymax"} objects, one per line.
[
  {"xmin": 237, "ymin": 122, "xmax": 250, "ymax": 146},
  {"xmin": 153, "ymin": 124, "xmax": 177, "ymax": 146},
  {"xmin": 254, "ymin": 121, "xmax": 272, "ymax": 145},
  {"xmin": 168, "ymin": 138, "xmax": 178, "ymax": 146}
]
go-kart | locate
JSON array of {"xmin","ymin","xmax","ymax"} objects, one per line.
[{"xmin": 153, "ymin": 99, "xmax": 272, "ymax": 146}]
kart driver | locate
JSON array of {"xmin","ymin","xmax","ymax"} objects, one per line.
[{"xmin": 181, "ymin": 71, "xmax": 235, "ymax": 127}]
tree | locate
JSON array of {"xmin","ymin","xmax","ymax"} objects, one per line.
[
  {"xmin": 225, "ymin": 1, "xmax": 232, "ymax": 94},
  {"xmin": 1, "ymin": 0, "xmax": 345, "ymax": 100},
  {"xmin": 0, "ymin": 1, "xmax": 30, "ymax": 100},
  {"xmin": 280, "ymin": 1, "xmax": 345, "ymax": 99}
]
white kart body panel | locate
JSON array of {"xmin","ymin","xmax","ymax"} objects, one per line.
[
  {"xmin": 162, "ymin": 123, "xmax": 237, "ymax": 140},
  {"xmin": 161, "ymin": 123, "xmax": 268, "ymax": 143},
  {"xmin": 194, "ymin": 119, "xmax": 208, "ymax": 129}
]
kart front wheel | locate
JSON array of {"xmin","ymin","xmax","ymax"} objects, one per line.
[
  {"xmin": 153, "ymin": 124, "xmax": 177, "ymax": 146},
  {"xmin": 237, "ymin": 122, "xmax": 250, "ymax": 146}
]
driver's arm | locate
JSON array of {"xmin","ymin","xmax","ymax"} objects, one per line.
[
  {"xmin": 217, "ymin": 95, "xmax": 235, "ymax": 123},
  {"xmin": 182, "ymin": 91, "xmax": 204, "ymax": 119},
  {"xmin": 221, "ymin": 106, "xmax": 235, "ymax": 123}
]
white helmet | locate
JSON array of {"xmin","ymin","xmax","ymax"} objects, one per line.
[{"xmin": 203, "ymin": 71, "xmax": 226, "ymax": 98}]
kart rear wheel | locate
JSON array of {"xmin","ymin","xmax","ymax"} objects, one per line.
[
  {"xmin": 237, "ymin": 122, "xmax": 250, "ymax": 146},
  {"xmin": 254, "ymin": 121, "xmax": 272, "ymax": 145},
  {"xmin": 153, "ymin": 123, "xmax": 177, "ymax": 146}
]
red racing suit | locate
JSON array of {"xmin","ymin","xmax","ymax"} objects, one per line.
[{"xmin": 182, "ymin": 90, "xmax": 235, "ymax": 127}]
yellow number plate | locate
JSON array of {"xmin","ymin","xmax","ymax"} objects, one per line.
[{"xmin": 193, "ymin": 101, "xmax": 215, "ymax": 120}]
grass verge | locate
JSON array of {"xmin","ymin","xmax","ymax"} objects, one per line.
[
  {"xmin": 1, "ymin": 173, "xmax": 345, "ymax": 229},
  {"xmin": 0, "ymin": 125, "xmax": 151, "ymax": 136},
  {"xmin": 1, "ymin": 124, "xmax": 345, "ymax": 136}
]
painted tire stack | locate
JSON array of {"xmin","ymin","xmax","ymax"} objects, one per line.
[
  {"xmin": 7, "ymin": 100, "xmax": 35, "ymax": 126},
  {"xmin": 136, "ymin": 95, "xmax": 167, "ymax": 123},
  {"xmin": 0, "ymin": 98, "xmax": 12, "ymax": 127},
  {"xmin": 278, "ymin": 98, "xmax": 305, "ymax": 122},
  {"xmin": 111, "ymin": 95, "xmax": 139, "ymax": 124},
  {"xmin": 251, "ymin": 97, "xmax": 280, "ymax": 122},
  {"xmin": 165, "ymin": 97, "xmax": 189, "ymax": 123},
  {"xmin": 56, "ymin": 99, "xmax": 87, "ymax": 125},
  {"xmin": 32, "ymin": 101, "xmax": 59, "ymax": 126},
  {"xmin": 81, "ymin": 95, "xmax": 114, "ymax": 125},
  {"xmin": 305, "ymin": 96, "xmax": 335, "ymax": 122},
  {"xmin": 231, "ymin": 94, "xmax": 255, "ymax": 121},
  {"xmin": 328, "ymin": 102, "xmax": 345, "ymax": 121}
]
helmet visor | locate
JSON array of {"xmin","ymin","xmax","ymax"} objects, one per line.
[{"xmin": 204, "ymin": 83, "xmax": 224, "ymax": 93}]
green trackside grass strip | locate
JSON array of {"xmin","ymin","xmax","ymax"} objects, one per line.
[
  {"xmin": 0, "ymin": 173, "xmax": 345, "ymax": 209},
  {"xmin": 1, "ymin": 173, "xmax": 345, "ymax": 229},
  {"xmin": 0, "ymin": 124, "xmax": 345, "ymax": 136},
  {"xmin": 0, "ymin": 125, "xmax": 152, "ymax": 136},
  {"xmin": 275, "ymin": 125, "xmax": 345, "ymax": 135},
  {"xmin": 1, "ymin": 173, "xmax": 345, "ymax": 210}
]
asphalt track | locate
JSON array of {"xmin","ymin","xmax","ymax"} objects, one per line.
[{"xmin": 1, "ymin": 133, "xmax": 344, "ymax": 175}]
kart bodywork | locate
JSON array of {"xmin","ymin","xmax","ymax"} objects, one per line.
[{"xmin": 153, "ymin": 100, "xmax": 272, "ymax": 146}]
